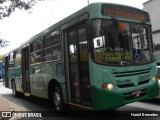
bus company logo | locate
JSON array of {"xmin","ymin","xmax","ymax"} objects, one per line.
[
  {"xmin": 117, "ymin": 79, "xmax": 132, "ymax": 84},
  {"xmin": 2, "ymin": 112, "xmax": 11, "ymax": 117}
]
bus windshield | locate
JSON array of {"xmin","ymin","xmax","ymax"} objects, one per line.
[{"xmin": 92, "ymin": 19, "xmax": 154, "ymax": 66}]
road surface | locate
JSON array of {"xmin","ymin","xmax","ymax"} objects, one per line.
[{"xmin": 0, "ymin": 82, "xmax": 160, "ymax": 119}]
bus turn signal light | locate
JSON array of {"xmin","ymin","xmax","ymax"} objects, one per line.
[
  {"xmin": 152, "ymin": 74, "xmax": 159, "ymax": 81},
  {"xmin": 102, "ymin": 82, "xmax": 107, "ymax": 89},
  {"xmin": 102, "ymin": 82, "xmax": 113, "ymax": 91}
]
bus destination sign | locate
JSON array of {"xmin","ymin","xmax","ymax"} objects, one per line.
[{"xmin": 101, "ymin": 4, "xmax": 149, "ymax": 21}]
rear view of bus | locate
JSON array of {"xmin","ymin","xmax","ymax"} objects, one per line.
[{"xmin": 89, "ymin": 3, "xmax": 159, "ymax": 110}]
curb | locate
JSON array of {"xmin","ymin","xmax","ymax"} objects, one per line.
[
  {"xmin": 0, "ymin": 97, "xmax": 14, "ymax": 112},
  {"xmin": 0, "ymin": 97, "xmax": 20, "ymax": 120}
]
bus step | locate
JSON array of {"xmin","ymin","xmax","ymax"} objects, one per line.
[{"xmin": 24, "ymin": 92, "xmax": 31, "ymax": 97}]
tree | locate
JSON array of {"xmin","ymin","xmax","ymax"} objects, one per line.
[
  {"xmin": 0, "ymin": 0, "xmax": 36, "ymax": 19},
  {"xmin": 0, "ymin": 38, "xmax": 9, "ymax": 48},
  {"xmin": 0, "ymin": 55, "xmax": 3, "ymax": 60}
]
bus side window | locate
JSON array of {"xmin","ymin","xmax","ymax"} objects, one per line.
[
  {"xmin": 30, "ymin": 39, "xmax": 42, "ymax": 64},
  {"xmin": 43, "ymin": 29, "xmax": 61, "ymax": 62},
  {"xmin": 31, "ymin": 52, "xmax": 42, "ymax": 64},
  {"xmin": 52, "ymin": 47, "xmax": 61, "ymax": 60},
  {"xmin": 15, "ymin": 50, "xmax": 21, "ymax": 67},
  {"xmin": 9, "ymin": 52, "xmax": 15, "ymax": 68},
  {"xmin": 44, "ymin": 45, "xmax": 62, "ymax": 61}
]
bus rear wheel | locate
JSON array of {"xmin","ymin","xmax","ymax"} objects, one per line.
[
  {"xmin": 12, "ymin": 81, "xmax": 18, "ymax": 97},
  {"xmin": 12, "ymin": 81, "xmax": 21, "ymax": 97},
  {"xmin": 51, "ymin": 85, "xmax": 64, "ymax": 111}
]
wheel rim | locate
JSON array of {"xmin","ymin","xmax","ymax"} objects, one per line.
[{"xmin": 54, "ymin": 89, "xmax": 61, "ymax": 111}]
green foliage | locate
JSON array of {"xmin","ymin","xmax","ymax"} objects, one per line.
[
  {"xmin": 0, "ymin": 54, "xmax": 3, "ymax": 60},
  {"xmin": 0, "ymin": 0, "xmax": 36, "ymax": 19},
  {"xmin": 0, "ymin": 38, "xmax": 9, "ymax": 48}
]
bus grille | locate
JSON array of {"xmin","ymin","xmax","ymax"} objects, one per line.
[
  {"xmin": 117, "ymin": 79, "xmax": 150, "ymax": 88},
  {"xmin": 123, "ymin": 88, "xmax": 148, "ymax": 100},
  {"xmin": 113, "ymin": 68, "xmax": 151, "ymax": 77},
  {"xmin": 138, "ymin": 79, "xmax": 150, "ymax": 85},
  {"xmin": 117, "ymin": 84, "xmax": 134, "ymax": 88}
]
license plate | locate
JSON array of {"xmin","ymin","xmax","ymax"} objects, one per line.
[{"xmin": 132, "ymin": 90, "xmax": 142, "ymax": 96}]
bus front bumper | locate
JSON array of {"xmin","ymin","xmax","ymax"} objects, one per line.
[{"xmin": 92, "ymin": 82, "xmax": 159, "ymax": 111}]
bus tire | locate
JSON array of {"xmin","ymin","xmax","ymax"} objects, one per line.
[
  {"xmin": 12, "ymin": 81, "xmax": 21, "ymax": 97},
  {"xmin": 51, "ymin": 84, "xmax": 64, "ymax": 111}
]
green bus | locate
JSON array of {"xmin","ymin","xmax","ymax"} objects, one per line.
[
  {"xmin": 3, "ymin": 3, "xmax": 159, "ymax": 111},
  {"xmin": 154, "ymin": 48, "xmax": 160, "ymax": 88}
]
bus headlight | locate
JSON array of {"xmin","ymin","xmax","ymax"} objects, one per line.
[
  {"xmin": 107, "ymin": 83, "xmax": 113, "ymax": 91},
  {"xmin": 158, "ymin": 79, "xmax": 160, "ymax": 88}
]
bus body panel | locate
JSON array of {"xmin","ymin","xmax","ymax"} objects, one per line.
[
  {"xmin": 91, "ymin": 82, "xmax": 158, "ymax": 110},
  {"xmin": 7, "ymin": 66, "xmax": 23, "ymax": 92},
  {"xmin": 29, "ymin": 62, "xmax": 66, "ymax": 100}
]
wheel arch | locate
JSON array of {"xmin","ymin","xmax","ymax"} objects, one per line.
[{"xmin": 48, "ymin": 79, "xmax": 63, "ymax": 100}]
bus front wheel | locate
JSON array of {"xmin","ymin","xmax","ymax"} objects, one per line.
[{"xmin": 51, "ymin": 85, "xmax": 64, "ymax": 111}]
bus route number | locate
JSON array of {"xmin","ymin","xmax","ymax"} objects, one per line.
[{"xmin": 139, "ymin": 74, "xmax": 150, "ymax": 82}]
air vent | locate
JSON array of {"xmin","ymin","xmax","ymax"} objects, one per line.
[
  {"xmin": 113, "ymin": 68, "xmax": 151, "ymax": 77},
  {"xmin": 138, "ymin": 79, "xmax": 150, "ymax": 85},
  {"xmin": 117, "ymin": 83, "xmax": 134, "ymax": 88}
]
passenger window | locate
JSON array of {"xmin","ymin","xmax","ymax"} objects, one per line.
[
  {"xmin": 30, "ymin": 38, "xmax": 42, "ymax": 64},
  {"xmin": 30, "ymin": 51, "xmax": 42, "ymax": 64},
  {"xmin": 30, "ymin": 39, "xmax": 42, "ymax": 52},
  {"xmin": 9, "ymin": 52, "xmax": 15, "ymax": 68},
  {"xmin": 15, "ymin": 49, "xmax": 21, "ymax": 67},
  {"xmin": 44, "ymin": 45, "xmax": 61, "ymax": 61},
  {"xmin": 43, "ymin": 29, "xmax": 62, "ymax": 61}
]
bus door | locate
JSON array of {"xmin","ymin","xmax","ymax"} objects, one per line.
[
  {"xmin": 65, "ymin": 23, "xmax": 91, "ymax": 106},
  {"xmin": 4, "ymin": 56, "xmax": 9, "ymax": 88},
  {"xmin": 22, "ymin": 46, "xmax": 30, "ymax": 93}
]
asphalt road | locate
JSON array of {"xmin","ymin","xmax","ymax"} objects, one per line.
[{"xmin": 0, "ymin": 82, "xmax": 160, "ymax": 120}]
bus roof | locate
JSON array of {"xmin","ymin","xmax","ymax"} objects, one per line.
[{"xmin": 5, "ymin": 2, "xmax": 149, "ymax": 55}]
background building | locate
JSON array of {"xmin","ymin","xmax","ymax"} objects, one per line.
[{"xmin": 143, "ymin": 0, "xmax": 160, "ymax": 49}]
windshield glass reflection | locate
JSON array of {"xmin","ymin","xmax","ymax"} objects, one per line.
[{"xmin": 92, "ymin": 19, "xmax": 154, "ymax": 66}]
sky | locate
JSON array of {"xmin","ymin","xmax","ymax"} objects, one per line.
[{"xmin": 0, "ymin": 0, "xmax": 148, "ymax": 55}]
